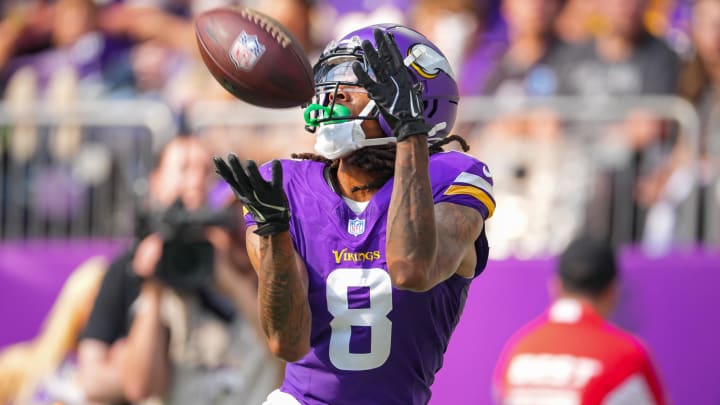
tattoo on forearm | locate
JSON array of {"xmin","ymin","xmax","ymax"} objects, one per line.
[
  {"xmin": 387, "ymin": 137, "xmax": 437, "ymax": 265},
  {"xmin": 258, "ymin": 237, "xmax": 309, "ymax": 346}
]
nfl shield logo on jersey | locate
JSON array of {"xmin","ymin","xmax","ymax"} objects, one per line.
[
  {"xmin": 229, "ymin": 31, "xmax": 266, "ymax": 71},
  {"xmin": 347, "ymin": 218, "xmax": 365, "ymax": 236}
]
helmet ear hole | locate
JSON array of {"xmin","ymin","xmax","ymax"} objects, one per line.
[{"xmin": 426, "ymin": 99, "xmax": 438, "ymax": 119}]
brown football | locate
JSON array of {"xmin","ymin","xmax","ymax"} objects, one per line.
[{"xmin": 194, "ymin": 7, "xmax": 314, "ymax": 108}]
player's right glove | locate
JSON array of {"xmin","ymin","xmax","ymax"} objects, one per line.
[
  {"xmin": 213, "ymin": 155, "xmax": 290, "ymax": 237},
  {"xmin": 352, "ymin": 28, "xmax": 433, "ymax": 142}
]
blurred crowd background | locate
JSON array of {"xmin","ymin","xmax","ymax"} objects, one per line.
[
  {"xmin": 0, "ymin": 0, "xmax": 718, "ymax": 257},
  {"xmin": 0, "ymin": 0, "xmax": 715, "ymax": 252},
  {"xmin": 0, "ymin": 0, "xmax": 719, "ymax": 404}
]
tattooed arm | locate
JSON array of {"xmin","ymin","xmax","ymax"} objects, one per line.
[
  {"xmin": 386, "ymin": 135, "xmax": 485, "ymax": 292},
  {"xmin": 246, "ymin": 227, "xmax": 311, "ymax": 362}
]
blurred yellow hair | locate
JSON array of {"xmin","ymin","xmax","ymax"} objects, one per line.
[
  {"xmin": 0, "ymin": 256, "xmax": 107, "ymax": 404},
  {"xmin": 591, "ymin": 0, "xmax": 677, "ymax": 37}
]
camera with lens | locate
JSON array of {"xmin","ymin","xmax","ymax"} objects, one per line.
[{"xmin": 137, "ymin": 200, "xmax": 237, "ymax": 291}]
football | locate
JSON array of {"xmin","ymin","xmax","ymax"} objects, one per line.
[{"xmin": 194, "ymin": 7, "xmax": 315, "ymax": 108}]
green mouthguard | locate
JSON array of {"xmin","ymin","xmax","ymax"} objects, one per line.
[{"xmin": 304, "ymin": 103, "xmax": 352, "ymax": 127}]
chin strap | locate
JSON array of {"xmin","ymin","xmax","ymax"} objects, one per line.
[
  {"xmin": 356, "ymin": 137, "xmax": 398, "ymax": 147},
  {"xmin": 357, "ymin": 121, "xmax": 446, "ymax": 148},
  {"xmin": 356, "ymin": 99, "xmax": 399, "ymax": 147}
]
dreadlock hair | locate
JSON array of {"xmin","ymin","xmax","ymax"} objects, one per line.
[{"xmin": 291, "ymin": 134, "xmax": 470, "ymax": 193}]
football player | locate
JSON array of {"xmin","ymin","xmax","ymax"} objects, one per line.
[{"xmin": 215, "ymin": 24, "xmax": 495, "ymax": 405}]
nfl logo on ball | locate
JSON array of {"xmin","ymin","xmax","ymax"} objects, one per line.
[
  {"xmin": 229, "ymin": 31, "xmax": 266, "ymax": 71},
  {"xmin": 347, "ymin": 218, "xmax": 365, "ymax": 236}
]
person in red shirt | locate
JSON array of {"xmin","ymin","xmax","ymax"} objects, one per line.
[{"xmin": 493, "ymin": 235, "xmax": 667, "ymax": 405}]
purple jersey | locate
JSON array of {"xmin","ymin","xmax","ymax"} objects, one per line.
[{"xmin": 245, "ymin": 151, "xmax": 495, "ymax": 405}]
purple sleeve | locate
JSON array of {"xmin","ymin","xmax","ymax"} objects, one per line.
[{"xmin": 433, "ymin": 156, "xmax": 495, "ymax": 220}]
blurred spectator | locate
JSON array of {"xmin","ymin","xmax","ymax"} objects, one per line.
[
  {"xmin": 658, "ymin": 0, "xmax": 694, "ymax": 56},
  {"xmin": 469, "ymin": 110, "xmax": 593, "ymax": 259},
  {"xmin": 253, "ymin": 0, "xmax": 317, "ymax": 55},
  {"xmin": 493, "ymin": 235, "xmax": 667, "ymax": 405},
  {"xmin": 566, "ymin": 0, "xmax": 680, "ymax": 97},
  {"xmin": 126, "ymin": 38, "xmax": 223, "ymax": 112},
  {"xmin": 454, "ymin": 0, "xmax": 508, "ymax": 96},
  {"xmin": 100, "ymin": 0, "xmax": 315, "ymax": 56},
  {"xmin": 410, "ymin": 0, "xmax": 485, "ymax": 83},
  {"xmin": 77, "ymin": 136, "xmax": 281, "ymax": 404},
  {"xmin": 644, "ymin": 0, "xmax": 689, "ymax": 43},
  {"xmin": 97, "ymin": 1, "xmax": 227, "ymax": 58},
  {"xmin": 463, "ymin": 0, "xmax": 588, "ymax": 257},
  {"xmin": 0, "ymin": 1, "xmax": 53, "ymax": 69},
  {"xmin": 0, "ymin": 256, "xmax": 107, "ymax": 405},
  {"xmin": 99, "ymin": 0, "xmax": 318, "ymax": 111},
  {"xmin": 562, "ymin": 0, "xmax": 683, "ymax": 245},
  {"xmin": 678, "ymin": 0, "xmax": 720, "ymax": 160},
  {"xmin": 554, "ymin": 0, "xmax": 600, "ymax": 44},
  {"xmin": 1, "ymin": 0, "xmax": 134, "ymax": 173},
  {"xmin": 482, "ymin": 0, "xmax": 578, "ymax": 97},
  {"xmin": 1, "ymin": 0, "xmax": 134, "ymax": 99},
  {"xmin": 311, "ymin": 0, "xmax": 406, "ymax": 45},
  {"xmin": 99, "ymin": 1, "xmax": 236, "ymax": 109},
  {"xmin": 645, "ymin": 0, "xmax": 720, "ymax": 246}
]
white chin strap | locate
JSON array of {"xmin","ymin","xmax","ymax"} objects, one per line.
[
  {"xmin": 357, "ymin": 122, "xmax": 446, "ymax": 147},
  {"xmin": 338, "ymin": 66, "xmax": 450, "ymax": 152},
  {"xmin": 355, "ymin": 100, "xmax": 397, "ymax": 147}
]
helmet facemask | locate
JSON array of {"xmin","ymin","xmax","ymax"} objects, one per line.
[
  {"xmin": 305, "ymin": 38, "xmax": 382, "ymax": 132},
  {"xmin": 305, "ymin": 37, "xmax": 399, "ymax": 160}
]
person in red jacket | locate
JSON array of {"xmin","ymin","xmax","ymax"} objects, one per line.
[{"xmin": 493, "ymin": 235, "xmax": 667, "ymax": 405}]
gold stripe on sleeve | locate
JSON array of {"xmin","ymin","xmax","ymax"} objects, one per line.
[{"xmin": 444, "ymin": 185, "xmax": 496, "ymax": 218}]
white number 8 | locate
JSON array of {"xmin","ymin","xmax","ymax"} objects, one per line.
[{"xmin": 326, "ymin": 268, "xmax": 392, "ymax": 371}]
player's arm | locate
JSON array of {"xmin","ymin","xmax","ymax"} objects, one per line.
[
  {"xmin": 388, "ymin": 136, "xmax": 483, "ymax": 290},
  {"xmin": 245, "ymin": 227, "xmax": 311, "ymax": 361},
  {"xmin": 214, "ymin": 156, "xmax": 311, "ymax": 362},
  {"xmin": 353, "ymin": 29, "xmax": 484, "ymax": 290}
]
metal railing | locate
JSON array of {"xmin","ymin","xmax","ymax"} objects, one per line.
[
  {"xmin": 0, "ymin": 95, "xmax": 713, "ymax": 257},
  {"xmin": 0, "ymin": 100, "xmax": 176, "ymax": 239},
  {"xmin": 188, "ymin": 95, "xmax": 706, "ymax": 257}
]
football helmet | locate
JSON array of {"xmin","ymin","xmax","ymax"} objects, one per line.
[{"xmin": 305, "ymin": 23, "xmax": 459, "ymax": 143}]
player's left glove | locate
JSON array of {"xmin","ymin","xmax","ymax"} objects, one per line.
[
  {"xmin": 213, "ymin": 155, "xmax": 290, "ymax": 237},
  {"xmin": 352, "ymin": 28, "xmax": 433, "ymax": 142}
]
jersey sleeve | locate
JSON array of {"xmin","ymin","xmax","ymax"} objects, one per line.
[{"xmin": 432, "ymin": 153, "xmax": 496, "ymax": 220}]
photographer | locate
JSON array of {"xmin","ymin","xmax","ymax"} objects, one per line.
[{"xmin": 77, "ymin": 136, "xmax": 281, "ymax": 405}]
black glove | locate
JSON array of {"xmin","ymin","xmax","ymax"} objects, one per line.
[
  {"xmin": 352, "ymin": 29, "xmax": 432, "ymax": 141},
  {"xmin": 213, "ymin": 155, "xmax": 290, "ymax": 237}
]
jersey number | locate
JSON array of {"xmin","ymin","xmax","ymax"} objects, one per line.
[{"xmin": 326, "ymin": 268, "xmax": 392, "ymax": 371}]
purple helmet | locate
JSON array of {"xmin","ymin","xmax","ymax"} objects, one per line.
[{"xmin": 311, "ymin": 23, "xmax": 459, "ymax": 141}]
